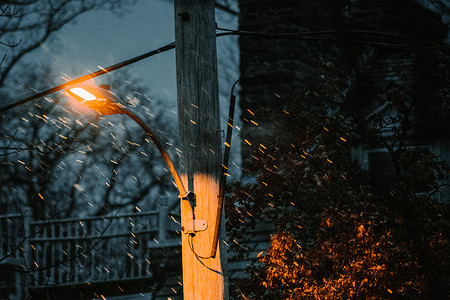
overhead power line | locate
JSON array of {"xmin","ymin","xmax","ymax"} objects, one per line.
[
  {"xmin": 1, "ymin": 28, "xmax": 449, "ymax": 113},
  {"xmin": 216, "ymin": 28, "xmax": 450, "ymax": 53},
  {"xmin": 0, "ymin": 42, "xmax": 175, "ymax": 113}
]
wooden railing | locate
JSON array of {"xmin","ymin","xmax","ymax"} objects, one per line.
[{"xmin": 0, "ymin": 207, "xmax": 181, "ymax": 290}]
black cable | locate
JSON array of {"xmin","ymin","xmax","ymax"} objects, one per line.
[
  {"xmin": 188, "ymin": 233, "xmax": 223, "ymax": 275},
  {"xmin": 188, "ymin": 233, "xmax": 209, "ymax": 260},
  {"xmin": 2, "ymin": 28, "xmax": 449, "ymax": 113},
  {"xmin": 219, "ymin": 77, "xmax": 240, "ymax": 199},
  {"xmin": 189, "ymin": 76, "xmax": 241, "ymax": 259},
  {"xmin": 0, "ymin": 42, "xmax": 175, "ymax": 113},
  {"xmin": 216, "ymin": 28, "xmax": 450, "ymax": 53}
]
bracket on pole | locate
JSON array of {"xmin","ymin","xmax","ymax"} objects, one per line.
[
  {"xmin": 182, "ymin": 219, "xmax": 208, "ymax": 234},
  {"xmin": 179, "ymin": 191, "xmax": 195, "ymax": 202}
]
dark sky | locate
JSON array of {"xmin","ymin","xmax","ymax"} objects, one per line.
[
  {"xmin": 33, "ymin": 0, "xmax": 243, "ymax": 180},
  {"xmin": 42, "ymin": 0, "xmax": 177, "ymax": 102}
]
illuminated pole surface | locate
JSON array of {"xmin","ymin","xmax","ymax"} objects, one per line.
[{"xmin": 174, "ymin": 0, "xmax": 228, "ymax": 299}]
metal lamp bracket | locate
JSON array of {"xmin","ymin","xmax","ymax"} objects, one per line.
[
  {"xmin": 182, "ymin": 219, "xmax": 208, "ymax": 234},
  {"xmin": 179, "ymin": 191, "xmax": 195, "ymax": 201}
]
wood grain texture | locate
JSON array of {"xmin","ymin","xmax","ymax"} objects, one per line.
[{"xmin": 174, "ymin": 0, "xmax": 228, "ymax": 299}]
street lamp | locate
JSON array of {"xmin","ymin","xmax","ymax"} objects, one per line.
[
  {"xmin": 64, "ymin": 84, "xmax": 189, "ymax": 200},
  {"xmin": 64, "ymin": 83, "xmax": 226, "ymax": 298}
]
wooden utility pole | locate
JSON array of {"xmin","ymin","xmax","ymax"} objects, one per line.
[{"xmin": 174, "ymin": 1, "xmax": 228, "ymax": 299}]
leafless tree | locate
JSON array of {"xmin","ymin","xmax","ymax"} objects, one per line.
[
  {"xmin": 0, "ymin": 0, "xmax": 136, "ymax": 88},
  {"xmin": 0, "ymin": 1, "xmax": 180, "ymax": 297},
  {"xmin": 0, "ymin": 65, "xmax": 178, "ymax": 219}
]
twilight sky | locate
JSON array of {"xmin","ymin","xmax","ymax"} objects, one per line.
[
  {"xmin": 45, "ymin": 0, "xmax": 178, "ymax": 102},
  {"xmin": 35, "ymin": 0, "xmax": 242, "ymax": 180}
]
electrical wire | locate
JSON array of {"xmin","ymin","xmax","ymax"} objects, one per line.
[
  {"xmin": 216, "ymin": 27, "xmax": 450, "ymax": 53},
  {"xmin": 187, "ymin": 76, "xmax": 240, "ymax": 259},
  {"xmin": 221, "ymin": 77, "xmax": 240, "ymax": 191},
  {"xmin": 188, "ymin": 233, "xmax": 210, "ymax": 260},
  {"xmin": 0, "ymin": 42, "xmax": 175, "ymax": 113},
  {"xmin": 188, "ymin": 233, "xmax": 223, "ymax": 275},
  {"xmin": 2, "ymin": 28, "xmax": 449, "ymax": 113},
  {"xmin": 208, "ymin": 76, "xmax": 240, "ymax": 258}
]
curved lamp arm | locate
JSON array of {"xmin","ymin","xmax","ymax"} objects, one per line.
[
  {"xmin": 64, "ymin": 84, "xmax": 189, "ymax": 199},
  {"xmin": 121, "ymin": 108, "xmax": 188, "ymax": 199}
]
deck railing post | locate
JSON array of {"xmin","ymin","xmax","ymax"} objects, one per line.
[
  {"xmin": 21, "ymin": 206, "xmax": 32, "ymax": 299},
  {"xmin": 158, "ymin": 205, "xmax": 168, "ymax": 245},
  {"xmin": 1, "ymin": 209, "xmax": 184, "ymax": 296}
]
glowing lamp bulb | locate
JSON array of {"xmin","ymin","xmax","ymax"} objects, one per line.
[
  {"xmin": 65, "ymin": 84, "xmax": 124, "ymax": 115},
  {"xmin": 69, "ymin": 87, "xmax": 97, "ymax": 101}
]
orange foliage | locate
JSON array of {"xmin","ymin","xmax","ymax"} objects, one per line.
[{"xmin": 244, "ymin": 214, "xmax": 438, "ymax": 300}]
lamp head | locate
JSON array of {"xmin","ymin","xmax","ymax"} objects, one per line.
[{"xmin": 65, "ymin": 84, "xmax": 124, "ymax": 115}]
